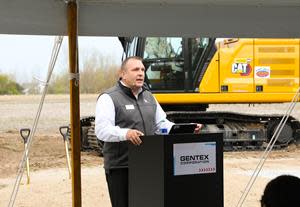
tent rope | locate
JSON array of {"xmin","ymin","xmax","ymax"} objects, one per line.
[
  {"xmin": 236, "ymin": 87, "xmax": 300, "ymax": 207},
  {"xmin": 7, "ymin": 36, "xmax": 64, "ymax": 207}
]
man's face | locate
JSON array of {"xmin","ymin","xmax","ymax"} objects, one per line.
[{"xmin": 121, "ymin": 59, "xmax": 145, "ymax": 90}]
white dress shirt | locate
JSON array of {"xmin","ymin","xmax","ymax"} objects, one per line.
[{"xmin": 95, "ymin": 93, "xmax": 174, "ymax": 142}]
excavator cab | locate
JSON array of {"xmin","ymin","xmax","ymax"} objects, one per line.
[{"xmin": 119, "ymin": 37, "xmax": 216, "ymax": 92}]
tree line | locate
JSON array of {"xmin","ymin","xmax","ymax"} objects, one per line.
[{"xmin": 1, "ymin": 53, "xmax": 120, "ymax": 95}]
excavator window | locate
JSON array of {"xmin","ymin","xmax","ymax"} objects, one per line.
[
  {"xmin": 126, "ymin": 37, "xmax": 139, "ymax": 57},
  {"xmin": 143, "ymin": 37, "xmax": 184, "ymax": 90},
  {"xmin": 141, "ymin": 37, "xmax": 212, "ymax": 92}
]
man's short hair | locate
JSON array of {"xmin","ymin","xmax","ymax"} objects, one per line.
[
  {"xmin": 261, "ymin": 175, "xmax": 300, "ymax": 207},
  {"xmin": 121, "ymin": 56, "xmax": 143, "ymax": 71}
]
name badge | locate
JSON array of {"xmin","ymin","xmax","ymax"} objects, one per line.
[{"xmin": 125, "ymin": 104, "xmax": 135, "ymax": 110}]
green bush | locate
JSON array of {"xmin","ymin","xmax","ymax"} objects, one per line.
[{"xmin": 0, "ymin": 74, "xmax": 23, "ymax": 95}]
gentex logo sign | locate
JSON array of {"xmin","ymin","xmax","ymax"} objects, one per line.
[
  {"xmin": 173, "ymin": 142, "xmax": 216, "ymax": 176},
  {"xmin": 179, "ymin": 154, "xmax": 209, "ymax": 165}
]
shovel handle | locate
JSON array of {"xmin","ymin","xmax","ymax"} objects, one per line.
[
  {"xmin": 20, "ymin": 128, "xmax": 31, "ymax": 144},
  {"xmin": 59, "ymin": 126, "xmax": 70, "ymax": 141}
]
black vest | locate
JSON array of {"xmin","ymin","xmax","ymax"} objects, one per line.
[{"xmin": 102, "ymin": 81, "xmax": 157, "ymax": 170}]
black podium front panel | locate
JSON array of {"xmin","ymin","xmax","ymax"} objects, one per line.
[
  {"xmin": 129, "ymin": 133, "xmax": 223, "ymax": 207},
  {"xmin": 128, "ymin": 134, "xmax": 165, "ymax": 207}
]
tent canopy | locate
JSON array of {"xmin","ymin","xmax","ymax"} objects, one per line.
[{"xmin": 1, "ymin": 0, "xmax": 300, "ymax": 37}]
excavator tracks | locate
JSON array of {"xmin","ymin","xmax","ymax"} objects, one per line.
[
  {"xmin": 166, "ymin": 111, "xmax": 300, "ymax": 151},
  {"xmin": 61, "ymin": 112, "xmax": 300, "ymax": 153}
]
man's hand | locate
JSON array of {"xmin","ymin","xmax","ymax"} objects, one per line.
[
  {"xmin": 126, "ymin": 129, "xmax": 144, "ymax": 145},
  {"xmin": 194, "ymin": 124, "xmax": 203, "ymax": 134}
]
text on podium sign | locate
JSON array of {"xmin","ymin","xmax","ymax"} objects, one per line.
[{"xmin": 173, "ymin": 142, "xmax": 216, "ymax": 176}]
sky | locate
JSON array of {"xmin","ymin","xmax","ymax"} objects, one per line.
[{"xmin": 0, "ymin": 35, "xmax": 124, "ymax": 83}]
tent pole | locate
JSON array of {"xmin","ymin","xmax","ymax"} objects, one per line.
[{"xmin": 67, "ymin": 1, "xmax": 81, "ymax": 207}]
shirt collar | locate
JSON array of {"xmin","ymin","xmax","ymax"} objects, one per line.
[{"xmin": 120, "ymin": 80, "xmax": 143, "ymax": 98}]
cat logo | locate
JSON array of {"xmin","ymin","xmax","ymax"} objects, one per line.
[{"xmin": 232, "ymin": 58, "xmax": 252, "ymax": 76}]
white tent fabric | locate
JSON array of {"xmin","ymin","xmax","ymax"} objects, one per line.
[{"xmin": 1, "ymin": 0, "xmax": 300, "ymax": 37}]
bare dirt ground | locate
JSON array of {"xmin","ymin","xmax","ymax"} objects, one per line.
[{"xmin": 0, "ymin": 95, "xmax": 299, "ymax": 207}]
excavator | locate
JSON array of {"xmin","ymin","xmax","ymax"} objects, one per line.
[{"xmin": 63, "ymin": 37, "xmax": 300, "ymax": 153}]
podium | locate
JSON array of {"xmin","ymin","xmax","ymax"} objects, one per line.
[{"xmin": 128, "ymin": 133, "xmax": 223, "ymax": 207}]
